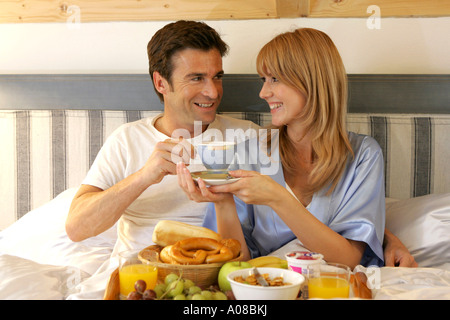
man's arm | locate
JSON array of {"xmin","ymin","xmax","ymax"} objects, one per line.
[
  {"xmin": 65, "ymin": 139, "xmax": 192, "ymax": 242},
  {"xmin": 65, "ymin": 171, "xmax": 150, "ymax": 242}
]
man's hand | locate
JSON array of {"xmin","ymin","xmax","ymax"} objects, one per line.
[
  {"xmin": 143, "ymin": 138, "xmax": 194, "ymax": 185},
  {"xmin": 384, "ymin": 228, "xmax": 418, "ymax": 267}
]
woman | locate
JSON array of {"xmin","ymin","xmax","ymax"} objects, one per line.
[{"xmin": 178, "ymin": 28, "xmax": 386, "ymax": 268}]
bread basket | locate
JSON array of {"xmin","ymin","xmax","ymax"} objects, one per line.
[{"xmin": 138, "ymin": 245, "xmax": 243, "ymax": 287}]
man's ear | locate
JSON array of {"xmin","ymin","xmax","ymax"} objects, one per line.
[{"xmin": 153, "ymin": 71, "xmax": 170, "ymax": 95}]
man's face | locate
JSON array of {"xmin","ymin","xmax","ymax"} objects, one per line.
[{"xmin": 159, "ymin": 48, "xmax": 224, "ymax": 135}]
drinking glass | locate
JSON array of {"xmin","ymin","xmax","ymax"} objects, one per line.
[
  {"xmin": 118, "ymin": 250, "xmax": 158, "ymax": 299},
  {"xmin": 307, "ymin": 263, "xmax": 351, "ymax": 299}
]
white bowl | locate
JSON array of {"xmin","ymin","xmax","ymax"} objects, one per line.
[{"xmin": 227, "ymin": 267, "xmax": 305, "ymax": 300}]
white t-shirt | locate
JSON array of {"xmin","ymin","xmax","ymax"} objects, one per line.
[{"xmin": 82, "ymin": 113, "xmax": 259, "ymax": 254}]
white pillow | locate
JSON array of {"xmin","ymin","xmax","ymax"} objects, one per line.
[
  {"xmin": 0, "ymin": 188, "xmax": 117, "ymax": 275},
  {"xmin": 386, "ymin": 193, "xmax": 450, "ymax": 268}
]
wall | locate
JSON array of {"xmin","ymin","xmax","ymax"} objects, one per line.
[{"xmin": 1, "ymin": 17, "xmax": 449, "ymax": 75}]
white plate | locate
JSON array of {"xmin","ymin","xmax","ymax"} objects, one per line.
[{"xmin": 190, "ymin": 170, "xmax": 240, "ymax": 186}]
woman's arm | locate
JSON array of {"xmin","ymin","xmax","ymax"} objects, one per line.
[
  {"xmin": 268, "ymin": 187, "xmax": 366, "ymax": 269},
  {"xmin": 211, "ymin": 170, "xmax": 366, "ymax": 269}
]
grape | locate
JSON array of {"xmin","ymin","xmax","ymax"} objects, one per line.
[
  {"xmin": 225, "ymin": 290, "xmax": 236, "ymax": 300},
  {"xmin": 127, "ymin": 291, "xmax": 142, "ymax": 300},
  {"xmin": 208, "ymin": 284, "xmax": 220, "ymax": 291},
  {"xmin": 124, "ymin": 273, "xmax": 229, "ymax": 301},
  {"xmin": 187, "ymin": 285, "xmax": 202, "ymax": 295},
  {"xmin": 200, "ymin": 290, "xmax": 213, "ymax": 300},
  {"xmin": 164, "ymin": 273, "xmax": 179, "ymax": 285},
  {"xmin": 183, "ymin": 279, "xmax": 195, "ymax": 290},
  {"xmin": 154, "ymin": 283, "xmax": 166, "ymax": 299},
  {"xmin": 142, "ymin": 289, "xmax": 157, "ymax": 300},
  {"xmin": 167, "ymin": 280, "xmax": 184, "ymax": 298},
  {"xmin": 191, "ymin": 293, "xmax": 205, "ymax": 300},
  {"xmin": 213, "ymin": 291, "xmax": 228, "ymax": 300},
  {"xmin": 134, "ymin": 279, "xmax": 147, "ymax": 294}
]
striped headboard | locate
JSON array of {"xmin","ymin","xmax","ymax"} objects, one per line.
[
  {"xmin": 346, "ymin": 114, "xmax": 450, "ymax": 199},
  {"xmin": 1, "ymin": 74, "xmax": 449, "ymax": 230},
  {"xmin": 1, "ymin": 110, "xmax": 449, "ymax": 230}
]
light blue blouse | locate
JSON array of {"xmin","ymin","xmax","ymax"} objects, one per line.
[{"xmin": 203, "ymin": 131, "xmax": 386, "ymax": 267}]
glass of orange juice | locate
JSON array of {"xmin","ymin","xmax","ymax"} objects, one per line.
[
  {"xmin": 118, "ymin": 250, "xmax": 158, "ymax": 299},
  {"xmin": 307, "ymin": 263, "xmax": 351, "ymax": 299}
]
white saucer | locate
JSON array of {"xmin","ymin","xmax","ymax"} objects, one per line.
[{"xmin": 190, "ymin": 170, "xmax": 240, "ymax": 186}]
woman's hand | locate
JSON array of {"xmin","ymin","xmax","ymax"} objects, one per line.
[
  {"xmin": 209, "ymin": 170, "xmax": 284, "ymax": 207},
  {"xmin": 176, "ymin": 162, "xmax": 232, "ymax": 204},
  {"xmin": 177, "ymin": 164, "xmax": 251, "ymax": 261}
]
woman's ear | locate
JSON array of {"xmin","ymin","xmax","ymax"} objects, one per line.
[{"xmin": 153, "ymin": 71, "xmax": 170, "ymax": 95}]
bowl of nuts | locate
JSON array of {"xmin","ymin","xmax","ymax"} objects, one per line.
[{"xmin": 227, "ymin": 267, "xmax": 305, "ymax": 300}]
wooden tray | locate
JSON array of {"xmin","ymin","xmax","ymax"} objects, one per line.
[
  {"xmin": 103, "ymin": 267, "xmax": 120, "ymax": 300},
  {"xmin": 103, "ymin": 259, "xmax": 372, "ymax": 300}
]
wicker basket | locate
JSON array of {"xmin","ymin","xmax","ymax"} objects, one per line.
[{"xmin": 138, "ymin": 245, "xmax": 243, "ymax": 287}]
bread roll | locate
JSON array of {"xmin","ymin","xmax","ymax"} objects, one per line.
[{"xmin": 152, "ymin": 220, "xmax": 222, "ymax": 247}]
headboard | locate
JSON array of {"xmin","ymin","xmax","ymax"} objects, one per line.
[{"xmin": 1, "ymin": 74, "xmax": 449, "ymax": 229}]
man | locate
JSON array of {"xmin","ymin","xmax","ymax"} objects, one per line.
[{"xmin": 65, "ymin": 20, "xmax": 258, "ymax": 254}]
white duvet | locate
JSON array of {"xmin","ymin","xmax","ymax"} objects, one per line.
[{"xmin": 0, "ymin": 189, "xmax": 449, "ymax": 300}]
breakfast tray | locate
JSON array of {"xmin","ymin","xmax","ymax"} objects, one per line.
[{"xmin": 104, "ymin": 268, "xmax": 372, "ymax": 300}]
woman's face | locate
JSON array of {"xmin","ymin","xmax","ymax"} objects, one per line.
[{"xmin": 259, "ymin": 72, "xmax": 307, "ymax": 127}]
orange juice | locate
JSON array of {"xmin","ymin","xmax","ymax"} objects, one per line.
[
  {"xmin": 119, "ymin": 264, "xmax": 158, "ymax": 298},
  {"xmin": 308, "ymin": 276, "xmax": 349, "ymax": 299}
]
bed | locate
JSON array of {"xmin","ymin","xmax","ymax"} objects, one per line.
[{"xmin": 0, "ymin": 74, "xmax": 449, "ymax": 300}]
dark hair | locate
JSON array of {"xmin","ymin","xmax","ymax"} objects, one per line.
[{"xmin": 147, "ymin": 20, "xmax": 229, "ymax": 101}]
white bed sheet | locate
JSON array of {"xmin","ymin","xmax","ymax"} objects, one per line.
[
  {"xmin": 0, "ymin": 190, "xmax": 449, "ymax": 300},
  {"xmin": 373, "ymin": 266, "xmax": 450, "ymax": 300},
  {"xmin": 0, "ymin": 254, "xmax": 91, "ymax": 300}
]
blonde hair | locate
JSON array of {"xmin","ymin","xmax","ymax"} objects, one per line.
[{"xmin": 256, "ymin": 28, "xmax": 353, "ymax": 195}]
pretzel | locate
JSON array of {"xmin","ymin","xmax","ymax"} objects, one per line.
[
  {"xmin": 179, "ymin": 239, "xmax": 221, "ymax": 258},
  {"xmin": 205, "ymin": 245, "xmax": 234, "ymax": 263},
  {"xmin": 159, "ymin": 245, "xmax": 177, "ymax": 264},
  {"xmin": 220, "ymin": 239, "xmax": 241, "ymax": 257},
  {"xmin": 168, "ymin": 238, "xmax": 221, "ymax": 264},
  {"xmin": 205, "ymin": 238, "xmax": 241, "ymax": 263},
  {"xmin": 166, "ymin": 237, "xmax": 240, "ymax": 265}
]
